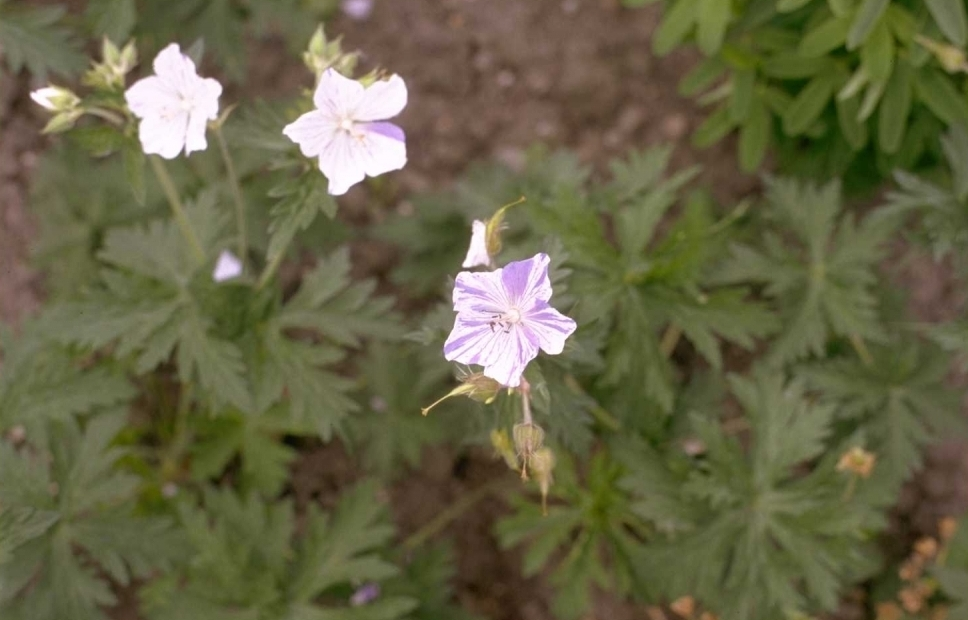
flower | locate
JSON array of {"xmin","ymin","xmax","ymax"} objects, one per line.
[
  {"xmin": 30, "ymin": 86, "xmax": 79, "ymax": 111},
  {"xmin": 443, "ymin": 253, "xmax": 576, "ymax": 387},
  {"xmin": 462, "ymin": 220, "xmax": 490, "ymax": 268},
  {"xmin": 282, "ymin": 68, "xmax": 407, "ymax": 196},
  {"xmin": 212, "ymin": 250, "xmax": 242, "ymax": 282},
  {"xmin": 349, "ymin": 582, "xmax": 380, "ymax": 606},
  {"xmin": 341, "ymin": 0, "xmax": 374, "ymax": 20},
  {"xmin": 124, "ymin": 43, "xmax": 222, "ymax": 159}
]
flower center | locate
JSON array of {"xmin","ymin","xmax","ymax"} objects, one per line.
[
  {"xmin": 489, "ymin": 307, "xmax": 522, "ymax": 334},
  {"xmin": 503, "ymin": 308, "xmax": 522, "ymax": 324},
  {"xmin": 338, "ymin": 117, "xmax": 356, "ymax": 132}
]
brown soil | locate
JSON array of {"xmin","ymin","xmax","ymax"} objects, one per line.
[{"xmin": 1, "ymin": 0, "xmax": 966, "ymax": 619}]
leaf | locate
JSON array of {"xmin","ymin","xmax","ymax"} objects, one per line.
[
  {"xmin": 729, "ymin": 68, "xmax": 756, "ymax": 122},
  {"xmin": 836, "ymin": 94, "xmax": 869, "ymax": 150},
  {"xmin": 926, "ymin": 0, "xmax": 968, "ymax": 46},
  {"xmin": 846, "ymin": 0, "xmax": 889, "ymax": 50},
  {"xmin": 777, "ymin": 0, "xmax": 813, "ymax": 11},
  {"xmin": 739, "ymin": 98, "xmax": 771, "ymax": 172},
  {"xmin": 877, "ymin": 60, "xmax": 911, "ymax": 154},
  {"xmin": 859, "ymin": 19, "xmax": 893, "ymax": 83},
  {"xmin": 916, "ymin": 69, "xmax": 968, "ymax": 126},
  {"xmin": 122, "ymin": 138, "xmax": 146, "ymax": 206},
  {"xmin": 697, "ymin": 0, "xmax": 731, "ymax": 54},
  {"xmin": 799, "ymin": 15, "xmax": 851, "ymax": 57},
  {"xmin": 85, "ymin": 0, "xmax": 137, "ymax": 43},
  {"xmin": 266, "ymin": 172, "xmax": 337, "ymax": 265},
  {"xmin": 693, "ymin": 104, "xmax": 736, "ymax": 147},
  {"xmin": 0, "ymin": 4, "xmax": 84, "ymax": 78},
  {"xmin": 654, "ymin": 0, "xmax": 698, "ymax": 56},
  {"xmin": 783, "ymin": 73, "xmax": 837, "ymax": 136}
]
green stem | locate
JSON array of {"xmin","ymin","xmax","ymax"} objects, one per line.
[
  {"xmin": 84, "ymin": 106, "xmax": 126, "ymax": 126},
  {"xmin": 849, "ymin": 334, "xmax": 874, "ymax": 366},
  {"xmin": 214, "ymin": 125, "xmax": 248, "ymax": 265},
  {"xmin": 257, "ymin": 251, "xmax": 286, "ymax": 291},
  {"xmin": 401, "ymin": 480, "xmax": 509, "ymax": 551},
  {"xmin": 660, "ymin": 323, "xmax": 682, "ymax": 358},
  {"xmin": 149, "ymin": 156, "xmax": 205, "ymax": 263},
  {"xmin": 841, "ymin": 474, "xmax": 858, "ymax": 502}
]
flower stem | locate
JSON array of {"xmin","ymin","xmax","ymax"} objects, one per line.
[
  {"xmin": 149, "ymin": 156, "xmax": 205, "ymax": 263},
  {"xmin": 214, "ymin": 125, "xmax": 248, "ymax": 266},
  {"xmin": 84, "ymin": 107, "xmax": 126, "ymax": 126},
  {"xmin": 849, "ymin": 334, "xmax": 874, "ymax": 366},
  {"xmin": 519, "ymin": 377, "xmax": 533, "ymax": 425},
  {"xmin": 257, "ymin": 251, "xmax": 286, "ymax": 291},
  {"xmin": 660, "ymin": 323, "xmax": 682, "ymax": 358}
]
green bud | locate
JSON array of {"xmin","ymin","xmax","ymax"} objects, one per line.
[
  {"xmin": 420, "ymin": 372, "xmax": 502, "ymax": 416},
  {"xmin": 30, "ymin": 86, "xmax": 80, "ymax": 112},
  {"xmin": 916, "ymin": 35, "xmax": 968, "ymax": 74},
  {"xmin": 41, "ymin": 109, "xmax": 82, "ymax": 134},
  {"xmin": 484, "ymin": 196, "xmax": 526, "ymax": 257},
  {"xmin": 512, "ymin": 422, "xmax": 545, "ymax": 459},
  {"xmin": 490, "ymin": 429, "xmax": 518, "ymax": 470},
  {"xmin": 530, "ymin": 447, "xmax": 555, "ymax": 515}
]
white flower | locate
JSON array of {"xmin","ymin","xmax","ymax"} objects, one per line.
[
  {"xmin": 30, "ymin": 86, "xmax": 79, "ymax": 111},
  {"xmin": 462, "ymin": 220, "xmax": 491, "ymax": 268},
  {"xmin": 124, "ymin": 44, "xmax": 222, "ymax": 159},
  {"xmin": 282, "ymin": 68, "xmax": 407, "ymax": 196},
  {"xmin": 213, "ymin": 250, "xmax": 242, "ymax": 282},
  {"xmin": 341, "ymin": 0, "xmax": 374, "ymax": 20}
]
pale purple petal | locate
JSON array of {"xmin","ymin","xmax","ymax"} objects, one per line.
[
  {"xmin": 354, "ymin": 74, "xmax": 407, "ymax": 121},
  {"xmin": 283, "ymin": 110, "xmax": 338, "ymax": 158},
  {"xmin": 213, "ymin": 250, "xmax": 242, "ymax": 282},
  {"xmin": 452, "ymin": 270, "xmax": 510, "ymax": 314},
  {"xmin": 358, "ymin": 122, "xmax": 407, "ymax": 177},
  {"xmin": 313, "ymin": 69, "xmax": 365, "ymax": 117},
  {"xmin": 462, "ymin": 220, "xmax": 490, "ymax": 268},
  {"xmin": 443, "ymin": 316, "xmax": 537, "ymax": 388},
  {"xmin": 523, "ymin": 302, "xmax": 577, "ymax": 355},
  {"xmin": 317, "ymin": 131, "xmax": 366, "ymax": 195},
  {"xmin": 501, "ymin": 253, "xmax": 552, "ymax": 310}
]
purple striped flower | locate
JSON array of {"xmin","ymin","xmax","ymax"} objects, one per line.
[{"xmin": 443, "ymin": 253, "xmax": 576, "ymax": 387}]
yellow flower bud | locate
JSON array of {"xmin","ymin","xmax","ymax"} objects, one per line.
[
  {"xmin": 530, "ymin": 447, "xmax": 555, "ymax": 515},
  {"xmin": 490, "ymin": 429, "xmax": 518, "ymax": 471},
  {"xmin": 836, "ymin": 446, "xmax": 876, "ymax": 478}
]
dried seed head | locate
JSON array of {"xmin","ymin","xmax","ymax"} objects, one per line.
[
  {"xmin": 836, "ymin": 446, "xmax": 876, "ymax": 478},
  {"xmin": 530, "ymin": 447, "xmax": 555, "ymax": 515},
  {"xmin": 490, "ymin": 429, "xmax": 518, "ymax": 471}
]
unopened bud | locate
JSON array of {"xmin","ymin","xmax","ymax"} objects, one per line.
[
  {"xmin": 30, "ymin": 86, "xmax": 80, "ymax": 112},
  {"xmin": 670, "ymin": 595, "xmax": 696, "ymax": 618},
  {"xmin": 530, "ymin": 447, "xmax": 555, "ymax": 515},
  {"xmin": 916, "ymin": 35, "xmax": 968, "ymax": 73},
  {"xmin": 41, "ymin": 109, "xmax": 83, "ymax": 134},
  {"xmin": 490, "ymin": 429, "xmax": 518, "ymax": 470},
  {"xmin": 421, "ymin": 372, "xmax": 501, "ymax": 416},
  {"xmin": 836, "ymin": 446, "xmax": 876, "ymax": 478},
  {"xmin": 484, "ymin": 196, "xmax": 526, "ymax": 257}
]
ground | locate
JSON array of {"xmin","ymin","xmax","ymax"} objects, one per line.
[{"xmin": 1, "ymin": 0, "xmax": 966, "ymax": 618}]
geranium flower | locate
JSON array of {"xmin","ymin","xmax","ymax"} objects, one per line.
[
  {"xmin": 282, "ymin": 68, "xmax": 407, "ymax": 196},
  {"xmin": 124, "ymin": 43, "xmax": 222, "ymax": 159},
  {"xmin": 462, "ymin": 220, "xmax": 490, "ymax": 268},
  {"xmin": 212, "ymin": 250, "xmax": 242, "ymax": 282},
  {"xmin": 443, "ymin": 253, "xmax": 576, "ymax": 387}
]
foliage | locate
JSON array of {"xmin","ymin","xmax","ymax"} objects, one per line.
[
  {"xmin": 642, "ymin": 0, "xmax": 968, "ymax": 187},
  {"xmin": 7, "ymin": 5, "xmax": 968, "ymax": 620}
]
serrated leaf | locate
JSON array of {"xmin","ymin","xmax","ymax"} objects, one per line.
[
  {"xmin": 85, "ymin": 0, "xmax": 136, "ymax": 43},
  {"xmin": 0, "ymin": 4, "xmax": 84, "ymax": 78}
]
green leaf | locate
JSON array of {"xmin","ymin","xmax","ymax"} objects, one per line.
[
  {"xmin": 85, "ymin": 0, "xmax": 136, "ymax": 43},
  {"xmin": 926, "ymin": 0, "xmax": 968, "ymax": 46},
  {"xmin": 266, "ymin": 172, "xmax": 336, "ymax": 265},
  {"xmin": 799, "ymin": 15, "xmax": 851, "ymax": 57},
  {"xmin": 846, "ymin": 0, "xmax": 889, "ymax": 49},
  {"xmin": 877, "ymin": 60, "xmax": 912, "ymax": 154},
  {"xmin": 697, "ymin": 0, "xmax": 731, "ymax": 54},
  {"xmin": 916, "ymin": 69, "xmax": 968, "ymax": 126},
  {"xmin": 739, "ymin": 98, "xmax": 771, "ymax": 171},
  {"xmin": 777, "ymin": 0, "xmax": 813, "ymax": 11},
  {"xmin": 654, "ymin": 0, "xmax": 698, "ymax": 56},
  {"xmin": 730, "ymin": 69, "xmax": 756, "ymax": 122},
  {"xmin": 122, "ymin": 137, "xmax": 146, "ymax": 206},
  {"xmin": 782, "ymin": 73, "xmax": 837, "ymax": 136},
  {"xmin": 0, "ymin": 4, "xmax": 84, "ymax": 78},
  {"xmin": 693, "ymin": 104, "xmax": 737, "ymax": 147},
  {"xmin": 859, "ymin": 19, "xmax": 893, "ymax": 83},
  {"xmin": 836, "ymin": 94, "xmax": 869, "ymax": 150}
]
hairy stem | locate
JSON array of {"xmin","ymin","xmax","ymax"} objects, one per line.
[
  {"xmin": 85, "ymin": 107, "xmax": 126, "ymax": 126},
  {"xmin": 214, "ymin": 125, "xmax": 248, "ymax": 265},
  {"xmin": 401, "ymin": 479, "xmax": 510, "ymax": 551},
  {"xmin": 150, "ymin": 156, "xmax": 205, "ymax": 263}
]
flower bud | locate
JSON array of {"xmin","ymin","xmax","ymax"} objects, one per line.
[
  {"xmin": 490, "ymin": 429, "xmax": 518, "ymax": 470},
  {"xmin": 30, "ymin": 86, "xmax": 80, "ymax": 112},
  {"xmin": 916, "ymin": 35, "xmax": 968, "ymax": 73},
  {"xmin": 512, "ymin": 422, "xmax": 545, "ymax": 459},
  {"xmin": 421, "ymin": 372, "xmax": 501, "ymax": 416},
  {"xmin": 530, "ymin": 447, "xmax": 555, "ymax": 515},
  {"xmin": 484, "ymin": 196, "xmax": 526, "ymax": 257},
  {"xmin": 41, "ymin": 109, "xmax": 83, "ymax": 134}
]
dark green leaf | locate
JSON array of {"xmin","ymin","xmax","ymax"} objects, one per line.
[
  {"xmin": 846, "ymin": 0, "xmax": 889, "ymax": 49},
  {"xmin": 926, "ymin": 0, "xmax": 968, "ymax": 46}
]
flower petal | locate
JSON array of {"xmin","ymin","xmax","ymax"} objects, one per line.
[
  {"xmin": 501, "ymin": 253, "xmax": 553, "ymax": 310},
  {"xmin": 197, "ymin": 77, "xmax": 223, "ymax": 119},
  {"xmin": 317, "ymin": 131, "xmax": 366, "ymax": 195},
  {"xmin": 359, "ymin": 122, "xmax": 407, "ymax": 177},
  {"xmin": 125, "ymin": 75, "xmax": 179, "ymax": 118},
  {"xmin": 523, "ymin": 302, "xmax": 577, "ymax": 355},
  {"xmin": 283, "ymin": 110, "xmax": 338, "ymax": 158},
  {"xmin": 184, "ymin": 109, "xmax": 210, "ymax": 156},
  {"xmin": 152, "ymin": 44, "xmax": 198, "ymax": 91},
  {"xmin": 462, "ymin": 220, "xmax": 491, "ymax": 268},
  {"xmin": 452, "ymin": 270, "xmax": 510, "ymax": 314},
  {"xmin": 354, "ymin": 74, "xmax": 407, "ymax": 121},
  {"xmin": 138, "ymin": 112, "xmax": 190, "ymax": 159},
  {"xmin": 313, "ymin": 68, "xmax": 365, "ymax": 117},
  {"xmin": 443, "ymin": 316, "xmax": 537, "ymax": 387},
  {"xmin": 213, "ymin": 250, "xmax": 242, "ymax": 282}
]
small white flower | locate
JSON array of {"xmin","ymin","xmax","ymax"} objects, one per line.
[
  {"xmin": 462, "ymin": 220, "xmax": 491, "ymax": 268},
  {"xmin": 30, "ymin": 86, "xmax": 79, "ymax": 111},
  {"xmin": 283, "ymin": 68, "xmax": 407, "ymax": 196},
  {"xmin": 213, "ymin": 250, "xmax": 242, "ymax": 282},
  {"xmin": 124, "ymin": 43, "xmax": 222, "ymax": 159}
]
